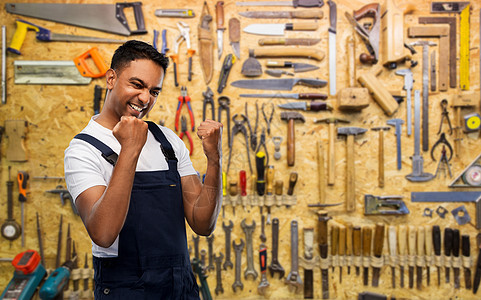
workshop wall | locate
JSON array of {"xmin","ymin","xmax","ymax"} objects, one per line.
[{"xmin": 0, "ymin": 0, "xmax": 480, "ymax": 299}]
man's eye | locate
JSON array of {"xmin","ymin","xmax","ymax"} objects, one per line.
[
  {"xmin": 151, "ymin": 90, "xmax": 160, "ymax": 97},
  {"xmin": 133, "ymin": 82, "xmax": 142, "ymax": 88}
]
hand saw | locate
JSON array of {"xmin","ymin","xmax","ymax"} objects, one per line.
[{"xmin": 5, "ymin": 2, "xmax": 147, "ymax": 36}]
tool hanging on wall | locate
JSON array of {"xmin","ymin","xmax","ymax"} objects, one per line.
[
  {"xmin": 17, "ymin": 171, "xmax": 29, "ymax": 247},
  {"xmin": 327, "ymin": 0, "xmax": 337, "ymax": 96},
  {"xmin": 371, "ymin": 127, "xmax": 390, "ymax": 187},
  {"xmin": 438, "ymin": 99, "xmax": 453, "ymax": 135},
  {"xmin": 155, "ymin": 9, "xmax": 195, "ymax": 18},
  {"xmin": 364, "ymin": 195, "xmax": 409, "ymax": 215},
  {"xmin": 218, "ymin": 54, "xmax": 235, "ymax": 94},
  {"xmin": 198, "ymin": 2, "xmax": 214, "ymax": 84},
  {"xmin": 1, "ymin": 167, "xmax": 21, "ymax": 242},
  {"xmin": 5, "ymin": 120, "xmax": 27, "ymax": 162},
  {"xmin": 229, "ymin": 18, "xmax": 241, "ymax": 60},
  {"xmin": 171, "ymin": 22, "xmax": 195, "ymax": 86},
  {"xmin": 216, "ymin": 1, "xmax": 225, "ymax": 60},
  {"xmin": 464, "ymin": 113, "xmax": 481, "ymax": 132},
  {"xmin": 395, "ymin": 69, "xmax": 413, "ymax": 136},
  {"xmin": 449, "ymin": 152, "xmax": 481, "ymax": 187},
  {"xmin": 236, "ymin": 0, "xmax": 325, "ymax": 7},
  {"xmin": 5, "ymin": 2, "xmax": 147, "ymax": 36},
  {"xmin": 239, "ymin": 10, "xmax": 323, "ymax": 19},
  {"xmin": 1, "ymin": 25, "xmax": 6, "ymax": 105}
]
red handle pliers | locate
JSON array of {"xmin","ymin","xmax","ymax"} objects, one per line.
[
  {"xmin": 179, "ymin": 115, "xmax": 193, "ymax": 156},
  {"xmin": 175, "ymin": 86, "xmax": 195, "ymax": 132}
]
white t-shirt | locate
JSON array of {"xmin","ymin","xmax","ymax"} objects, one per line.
[{"xmin": 64, "ymin": 117, "xmax": 197, "ymax": 257}]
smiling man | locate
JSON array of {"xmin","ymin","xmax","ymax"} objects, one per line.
[{"xmin": 64, "ymin": 40, "xmax": 222, "ymax": 299}]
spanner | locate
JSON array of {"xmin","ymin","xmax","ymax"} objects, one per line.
[
  {"xmin": 268, "ymin": 218, "xmax": 285, "ymax": 278},
  {"xmin": 285, "ymin": 220, "xmax": 303, "ymax": 293},
  {"xmin": 232, "ymin": 239, "xmax": 245, "ymax": 292},
  {"xmin": 192, "ymin": 234, "xmax": 200, "ymax": 260},
  {"xmin": 258, "ymin": 243, "xmax": 270, "ymax": 295},
  {"xmin": 200, "ymin": 249, "xmax": 207, "ymax": 267},
  {"xmin": 214, "ymin": 252, "xmax": 224, "ymax": 295},
  {"xmin": 223, "ymin": 220, "xmax": 234, "ymax": 270},
  {"xmin": 241, "ymin": 218, "xmax": 258, "ymax": 280},
  {"xmin": 206, "ymin": 234, "xmax": 215, "ymax": 272}
]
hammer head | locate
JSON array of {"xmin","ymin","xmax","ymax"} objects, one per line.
[
  {"xmin": 337, "ymin": 126, "xmax": 367, "ymax": 136},
  {"xmin": 410, "ymin": 41, "xmax": 436, "ymax": 47},
  {"xmin": 281, "ymin": 111, "xmax": 305, "ymax": 123},
  {"xmin": 371, "ymin": 126, "xmax": 391, "ymax": 132},
  {"xmin": 313, "ymin": 117, "xmax": 350, "ymax": 124}
]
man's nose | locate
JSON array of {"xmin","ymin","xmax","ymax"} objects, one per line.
[{"xmin": 139, "ymin": 89, "xmax": 150, "ymax": 105}]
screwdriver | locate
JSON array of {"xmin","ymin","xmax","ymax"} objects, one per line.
[{"xmin": 17, "ymin": 171, "xmax": 29, "ymax": 247}]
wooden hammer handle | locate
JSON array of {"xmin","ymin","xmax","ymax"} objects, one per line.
[
  {"xmin": 287, "ymin": 119, "xmax": 295, "ymax": 166},
  {"xmin": 346, "ymin": 134, "xmax": 356, "ymax": 212}
]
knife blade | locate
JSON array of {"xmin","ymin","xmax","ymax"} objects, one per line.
[
  {"xmin": 444, "ymin": 228, "xmax": 453, "ymax": 284},
  {"xmin": 243, "ymin": 22, "xmax": 318, "ymax": 36},
  {"xmin": 259, "ymin": 38, "xmax": 321, "ymax": 46},
  {"xmin": 239, "ymin": 10, "xmax": 323, "ymax": 19},
  {"xmin": 231, "ymin": 78, "xmax": 327, "ymax": 90},
  {"xmin": 462, "ymin": 234, "xmax": 472, "ymax": 290},
  {"xmin": 236, "ymin": 0, "xmax": 324, "ymax": 8},
  {"xmin": 453, "ymin": 229, "xmax": 461, "ymax": 289},
  {"xmin": 229, "ymin": 18, "xmax": 241, "ymax": 59},
  {"xmin": 362, "ymin": 226, "xmax": 372, "ymax": 286},
  {"xmin": 372, "ymin": 223, "xmax": 385, "ymax": 287},
  {"xmin": 433, "ymin": 225, "xmax": 442, "ymax": 286},
  {"xmin": 266, "ymin": 61, "xmax": 319, "ymax": 72},
  {"xmin": 278, "ymin": 101, "xmax": 332, "ymax": 111},
  {"xmin": 327, "ymin": 0, "xmax": 337, "ymax": 96},
  {"xmin": 216, "ymin": 1, "xmax": 225, "ymax": 60},
  {"xmin": 240, "ymin": 93, "xmax": 327, "ymax": 100}
]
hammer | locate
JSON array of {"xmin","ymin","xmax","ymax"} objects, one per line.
[
  {"xmin": 281, "ymin": 112, "xmax": 305, "ymax": 166},
  {"xmin": 314, "ymin": 117, "xmax": 350, "ymax": 185},
  {"xmin": 371, "ymin": 127, "xmax": 391, "ymax": 188},
  {"xmin": 337, "ymin": 126, "xmax": 367, "ymax": 212}
]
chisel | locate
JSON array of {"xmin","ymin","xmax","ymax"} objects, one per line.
[
  {"xmin": 473, "ymin": 233, "xmax": 481, "ymax": 294},
  {"xmin": 433, "ymin": 225, "xmax": 442, "ymax": 286},
  {"xmin": 353, "ymin": 226, "xmax": 362, "ymax": 276},
  {"xmin": 331, "ymin": 225, "xmax": 339, "ymax": 274},
  {"xmin": 444, "ymin": 227, "xmax": 453, "ymax": 283},
  {"xmin": 318, "ymin": 211, "xmax": 331, "ymax": 299},
  {"xmin": 398, "ymin": 225, "xmax": 407, "ymax": 288},
  {"xmin": 462, "ymin": 234, "xmax": 472, "ymax": 290},
  {"xmin": 346, "ymin": 223, "xmax": 353, "ymax": 275},
  {"xmin": 362, "ymin": 226, "xmax": 372, "ymax": 286},
  {"xmin": 416, "ymin": 226, "xmax": 425, "ymax": 290},
  {"xmin": 388, "ymin": 226, "xmax": 397, "ymax": 288},
  {"xmin": 452, "ymin": 229, "xmax": 461, "ymax": 289},
  {"xmin": 408, "ymin": 225, "xmax": 416, "ymax": 289},
  {"xmin": 338, "ymin": 225, "xmax": 346, "ymax": 283},
  {"xmin": 371, "ymin": 223, "xmax": 385, "ymax": 287},
  {"xmin": 425, "ymin": 225, "xmax": 433, "ymax": 286}
]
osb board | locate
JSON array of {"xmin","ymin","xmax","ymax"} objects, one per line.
[{"xmin": 0, "ymin": 0, "xmax": 480, "ymax": 299}]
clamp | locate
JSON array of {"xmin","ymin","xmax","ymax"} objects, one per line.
[
  {"xmin": 226, "ymin": 114, "xmax": 253, "ymax": 175},
  {"xmin": 438, "ymin": 99, "xmax": 453, "ymax": 135},
  {"xmin": 179, "ymin": 116, "xmax": 193, "ymax": 156},
  {"xmin": 202, "ymin": 87, "xmax": 215, "ymax": 121},
  {"xmin": 170, "ymin": 21, "xmax": 195, "ymax": 86},
  {"xmin": 175, "ymin": 86, "xmax": 195, "ymax": 132},
  {"xmin": 218, "ymin": 96, "xmax": 231, "ymax": 147}
]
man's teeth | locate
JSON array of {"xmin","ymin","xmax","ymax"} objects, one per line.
[{"xmin": 129, "ymin": 103, "xmax": 143, "ymax": 112}]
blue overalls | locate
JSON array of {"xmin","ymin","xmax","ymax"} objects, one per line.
[{"xmin": 75, "ymin": 121, "xmax": 199, "ymax": 299}]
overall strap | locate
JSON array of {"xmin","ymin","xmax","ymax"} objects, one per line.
[
  {"xmin": 146, "ymin": 121, "xmax": 178, "ymax": 162},
  {"xmin": 74, "ymin": 133, "xmax": 118, "ymax": 166}
]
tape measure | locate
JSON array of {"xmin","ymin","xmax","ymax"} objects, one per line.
[
  {"xmin": 459, "ymin": 4, "xmax": 470, "ymax": 90},
  {"xmin": 462, "ymin": 165, "xmax": 481, "ymax": 186},
  {"xmin": 464, "ymin": 113, "xmax": 481, "ymax": 131}
]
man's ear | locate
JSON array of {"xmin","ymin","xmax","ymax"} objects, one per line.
[{"xmin": 106, "ymin": 69, "xmax": 116, "ymax": 89}]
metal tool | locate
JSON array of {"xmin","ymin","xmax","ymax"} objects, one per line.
[
  {"xmin": 236, "ymin": 0, "xmax": 324, "ymax": 7},
  {"xmin": 231, "ymin": 78, "xmax": 327, "ymax": 90},
  {"xmin": 175, "ymin": 86, "xmax": 195, "ymax": 132},
  {"xmin": 214, "ymin": 252, "xmax": 224, "ymax": 295},
  {"xmin": 229, "ymin": 18, "xmax": 241, "ymax": 59},
  {"xmin": 268, "ymin": 218, "xmax": 285, "ymax": 278},
  {"xmin": 240, "ymin": 92, "xmax": 327, "ymax": 100},
  {"xmin": 411, "ymin": 191, "xmax": 481, "ymax": 202},
  {"xmin": 433, "ymin": 225, "xmax": 442, "ymax": 286},
  {"xmin": 192, "ymin": 258, "xmax": 212, "ymax": 300},
  {"xmin": 154, "ymin": 8, "xmax": 195, "ymax": 18},
  {"xmin": 285, "ymin": 220, "xmax": 303, "ymax": 293},
  {"xmin": 218, "ymin": 96, "xmax": 231, "ymax": 147},
  {"xmin": 240, "ymin": 10, "xmax": 323, "ymax": 19},
  {"xmin": 202, "ymin": 87, "xmax": 215, "ymax": 121},
  {"xmin": 278, "ymin": 101, "xmax": 332, "ymax": 112},
  {"xmin": 395, "ymin": 69, "xmax": 413, "ymax": 136},
  {"xmin": 179, "ymin": 116, "xmax": 193, "ymax": 156},
  {"xmin": 338, "ymin": 225, "xmax": 346, "ymax": 283},
  {"xmin": 444, "ymin": 227, "xmax": 453, "ymax": 283},
  {"xmin": 192, "ymin": 234, "xmax": 200, "ymax": 260},
  {"xmin": 245, "ymin": 102, "xmax": 259, "ymax": 152},
  {"xmin": 407, "ymin": 225, "xmax": 416, "ymax": 289},
  {"xmin": 353, "ymin": 226, "xmax": 362, "ymax": 276},
  {"xmin": 318, "ymin": 211, "xmax": 331, "ymax": 299},
  {"xmin": 331, "ymin": 225, "xmax": 339, "ymax": 274},
  {"xmin": 426, "ymin": 225, "xmax": 434, "ymax": 285},
  {"xmin": 226, "ymin": 114, "xmax": 253, "ymax": 174},
  {"xmin": 1, "ymin": 167, "xmax": 21, "ymax": 242},
  {"xmin": 452, "ymin": 229, "xmax": 461, "ymax": 289},
  {"xmin": 372, "ymin": 126, "xmax": 390, "ymax": 187},
  {"xmin": 5, "ymin": 2, "xmax": 147, "ymax": 36},
  {"xmin": 1, "ymin": 25, "xmax": 5, "ymax": 105},
  {"xmin": 222, "ymin": 221, "xmax": 234, "ymax": 270},
  {"xmin": 258, "ymin": 244, "xmax": 270, "ymax": 295},
  {"xmin": 218, "ymin": 54, "xmax": 235, "ymax": 94},
  {"xmin": 243, "ymin": 22, "xmax": 318, "ymax": 36},
  {"xmin": 298, "ymin": 228, "xmax": 318, "ymax": 298},
  {"xmin": 265, "ymin": 69, "xmax": 294, "ymax": 77},
  {"xmin": 452, "ymin": 205, "xmax": 471, "ymax": 225},
  {"xmin": 14, "ymin": 61, "xmax": 91, "ymax": 85},
  {"xmin": 372, "ymin": 223, "xmax": 385, "ymax": 287},
  {"xmin": 241, "ymin": 219, "xmax": 258, "ymax": 280},
  {"xmin": 171, "ymin": 22, "xmax": 195, "ymax": 86},
  {"xmin": 200, "ymin": 249, "xmax": 207, "ymax": 267},
  {"xmin": 328, "ymin": 0, "xmax": 337, "ymax": 96},
  {"xmin": 364, "ymin": 194, "xmax": 409, "ymax": 215},
  {"xmin": 281, "ymin": 112, "xmax": 305, "ymax": 167},
  {"xmin": 36, "ymin": 213, "xmax": 45, "ymax": 267},
  {"xmin": 198, "ymin": 2, "xmax": 213, "ymax": 84},
  {"xmin": 232, "ymin": 239, "xmax": 244, "ymax": 292},
  {"xmin": 438, "ymin": 99, "xmax": 453, "ymax": 134},
  {"xmin": 17, "ymin": 171, "xmax": 28, "ymax": 247},
  {"xmin": 406, "ymin": 90, "xmax": 434, "ymax": 182},
  {"xmin": 431, "ymin": 51, "xmax": 437, "ymax": 91},
  {"xmin": 216, "ymin": 1, "xmax": 225, "ymax": 59},
  {"xmin": 266, "ymin": 60, "xmax": 319, "ymax": 73},
  {"xmin": 206, "ymin": 235, "xmax": 215, "ymax": 272},
  {"xmin": 362, "ymin": 226, "xmax": 373, "ymax": 286},
  {"xmin": 462, "ymin": 235, "xmax": 472, "ymax": 290},
  {"xmin": 416, "ymin": 226, "xmax": 425, "ymax": 289}
]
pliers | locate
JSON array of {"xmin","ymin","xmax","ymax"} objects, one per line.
[
  {"xmin": 170, "ymin": 21, "xmax": 195, "ymax": 86},
  {"xmin": 202, "ymin": 87, "xmax": 215, "ymax": 121},
  {"xmin": 175, "ymin": 86, "xmax": 195, "ymax": 132},
  {"xmin": 179, "ymin": 116, "xmax": 193, "ymax": 156},
  {"xmin": 438, "ymin": 99, "xmax": 453, "ymax": 135}
]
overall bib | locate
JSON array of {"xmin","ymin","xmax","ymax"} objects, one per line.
[{"xmin": 75, "ymin": 121, "xmax": 199, "ymax": 299}]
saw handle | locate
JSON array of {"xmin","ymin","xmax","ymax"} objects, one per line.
[
  {"xmin": 8, "ymin": 19, "xmax": 40, "ymax": 55},
  {"xmin": 116, "ymin": 2, "xmax": 148, "ymax": 35},
  {"xmin": 74, "ymin": 47, "xmax": 108, "ymax": 78},
  {"xmin": 353, "ymin": 3, "xmax": 379, "ymax": 20}
]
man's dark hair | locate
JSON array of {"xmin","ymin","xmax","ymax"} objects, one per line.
[{"xmin": 110, "ymin": 40, "xmax": 169, "ymax": 74}]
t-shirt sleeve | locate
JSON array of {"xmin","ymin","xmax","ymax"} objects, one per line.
[{"xmin": 64, "ymin": 140, "xmax": 109, "ymax": 203}]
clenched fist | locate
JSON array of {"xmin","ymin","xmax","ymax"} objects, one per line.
[
  {"xmin": 197, "ymin": 120, "xmax": 223, "ymax": 161},
  {"xmin": 113, "ymin": 116, "xmax": 148, "ymax": 155}
]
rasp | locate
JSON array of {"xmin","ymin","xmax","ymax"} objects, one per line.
[
  {"xmin": 362, "ymin": 226, "xmax": 372, "ymax": 286},
  {"xmin": 231, "ymin": 78, "xmax": 327, "ymax": 90},
  {"xmin": 398, "ymin": 225, "xmax": 407, "ymax": 288},
  {"xmin": 236, "ymin": 0, "xmax": 324, "ymax": 8},
  {"xmin": 259, "ymin": 38, "xmax": 321, "ymax": 46},
  {"xmin": 371, "ymin": 223, "xmax": 385, "ymax": 287},
  {"xmin": 353, "ymin": 226, "xmax": 362, "ymax": 276},
  {"xmin": 243, "ymin": 22, "xmax": 318, "ymax": 36},
  {"xmin": 327, "ymin": 0, "xmax": 336, "ymax": 96},
  {"xmin": 229, "ymin": 18, "xmax": 241, "ymax": 59},
  {"xmin": 462, "ymin": 234, "xmax": 472, "ymax": 290},
  {"xmin": 452, "ymin": 229, "xmax": 461, "ymax": 289},
  {"xmin": 239, "ymin": 10, "xmax": 323, "ymax": 19},
  {"xmin": 318, "ymin": 211, "xmax": 331, "ymax": 299},
  {"xmin": 266, "ymin": 60, "xmax": 319, "ymax": 72},
  {"xmin": 278, "ymin": 101, "xmax": 332, "ymax": 111},
  {"xmin": 416, "ymin": 226, "xmax": 425, "ymax": 290},
  {"xmin": 388, "ymin": 226, "xmax": 397, "ymax": 288},
  {"xmin": 433, "ymin": 225, "xmax": 442, "ymax": 286},
  {"xmin": 473, "ymin": 233, "xmax": 481, "ymax": 294},
  {"xmin": 425, "ymin": 225, "xmax": 433, "ymax": 286},
  {"xmin": 239, "ymin": 93, "xmax": 327, "ymax": 100},
  {"xmin": 215, "ymin": 1, "xmax": 225, "ymax": 60},
  {"xmin": 444, "ymin": 227, "xmax": 453, "ymax": 283},
  {"xmin": 407, "ymin": 225, "xmax": 416, "ymax": 289}
]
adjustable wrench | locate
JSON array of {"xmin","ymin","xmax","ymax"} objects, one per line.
[
  {"xmin": 258, "ymin": 243, "xmax": 270, "ymax": 295},
  {"xmin": 222, "ymin": 220, "xmax": 234, "ymax": 270},
  {"xmin": 241, "ymin": 218, "xmax": 258, "ymax": 280},
  {"xmin": 285, "ymin": 220, "xmax": 303, "ymax": 293},
  {"xmin": 232, "ymin": 239, "xmax": 244, "ymax": 292},
  {"xmin": 214, "ymin": 252, "xmax": 224, "ymax": 295},
  {"xmin": 268, "ymin": 218, "xmax": 285, "ymax": 278}
]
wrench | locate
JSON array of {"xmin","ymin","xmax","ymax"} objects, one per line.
[
  {"xmin": 241, "ymin": 218, "xmax": 258, "ymax": 280},
  {"xmin": 192, "ymin": 234, "xmax": 200, "ymax": 260},
  {"xmin": 232, "ymin": 239, "xmax": 245, "ymax": 292},
  {"xmin": 268, "ymin": 218, "xmax": 285, "ymax": 278},
  {"xmin": 200, "ymin": 249, "xmax": 207, "ymax": 267},
  {"xmin": 258, "ymin": 243, "xmax": 270, "ymax": 295},
  {"xmin": 222, "ymin": 220, "xmax": 234, "ymax": 270},
  {"xmin": 206, "ymin": 234, "xmax": 215, "ymax": 272},
  {"xmin": 214, "ymin": 252, "xmax": 224, "ymax": 295},
  {"xmin": 260, "ymin": 215, "xmax": 267, "ymax": 243},
  {"xmin": 285, "ymin": 220, "xmax": 303, "ymax": 293}
]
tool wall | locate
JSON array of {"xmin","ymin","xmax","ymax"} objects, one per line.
[{"xmin": 0, "ymin": 0, "xmax": 481, "ymax": 299}]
